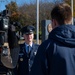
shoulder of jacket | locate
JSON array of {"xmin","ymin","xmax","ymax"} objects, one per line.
[
  {"xmin": 19, "ymin": 43, "xmax": 25, "ymax": 51},
  {"xmin": 34, "ymin": 43, "xmax": 39, "ymax": 47},
  {"xmin": 19, "ymin": 43, "xmax": 25, "ymax": 47}
]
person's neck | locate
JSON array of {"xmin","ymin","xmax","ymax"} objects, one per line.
[
  {"xmin": 64, "ymin": 20, "xmax": 72, "ymax": 25},
  {"xmin": 25, "ymin": 42, "xmax": 33, "ymax": 46}
]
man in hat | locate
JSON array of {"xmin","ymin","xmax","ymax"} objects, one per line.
[{"xmin": 13, "ymin": 25, "xmax": 39, "ymax": 75}]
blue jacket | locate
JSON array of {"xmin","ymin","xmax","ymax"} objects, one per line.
[
  {"xmin": 30, "ymin": 25, "xmax": 75, "ymax": 75},
  {"xmin": 14, "ymin": 43, "xmax": 39, "ymax": 75}
]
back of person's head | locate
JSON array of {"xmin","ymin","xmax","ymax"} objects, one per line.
[{"xmin": 51, "ymin": 3, "xmax": 72, "ymax": 25}]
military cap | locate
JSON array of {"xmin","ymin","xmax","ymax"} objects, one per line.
[{"xmin": 21, "ymin": 25, "xmax": 35, "ymax": 34}]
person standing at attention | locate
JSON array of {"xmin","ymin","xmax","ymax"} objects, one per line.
[{"xmin": 14, "ymin": 25, "xmax": 39, "ymax": 75}]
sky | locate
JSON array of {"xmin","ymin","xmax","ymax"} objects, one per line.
[
  {"xmin": 0, "ymin": 0, "xmax": 55, "ymax": 12},
  {"xmin": 0, "ymin": 0, "xmax": 31, "ymax": 11}
]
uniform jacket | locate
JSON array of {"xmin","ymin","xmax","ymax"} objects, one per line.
[
  {"xmin": 30, "ymin": 25, "xmax": 75, "ymax": 75},
  {"xmin": 14, "ymin": 42, "xmax": 39, "ymax": 75}
]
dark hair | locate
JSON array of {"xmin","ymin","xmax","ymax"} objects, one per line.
[{"xmin": 51, "ymin": 3, "xmax": 72, "ymax": 25}]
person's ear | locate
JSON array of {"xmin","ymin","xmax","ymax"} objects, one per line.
[{"xmin": 52, "ymin": 19, "xmax": 59, "ymax": 29}]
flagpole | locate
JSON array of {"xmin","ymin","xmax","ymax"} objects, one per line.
[
  {"xmin": 71, "ymin": 0, "xmax": 73, "ymax": 25},
  {"xmin": 36, "ymin": 0, "xmax": 39, "ymax": 44}
]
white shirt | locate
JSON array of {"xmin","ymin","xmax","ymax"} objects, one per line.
[{"xmin": 25, "ymin": 43, "xmax": 33, "ymax": 53}]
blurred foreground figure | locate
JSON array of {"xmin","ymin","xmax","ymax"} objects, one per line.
[
  {"xmin": 30, "ymin": 3, "xmax": 75, "ymax": 75},
  {"xmin": 0, "ymin": 25, "xmax": 20, "ymax": 75}
]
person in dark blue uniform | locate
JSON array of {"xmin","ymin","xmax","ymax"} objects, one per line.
[
  {"xmin": 30, "ymin": 3, "xmax": 75, "ymax": 75},
  {"xmin": 14, "ymin": 25, "xmax": 39, "ymax": 75}
]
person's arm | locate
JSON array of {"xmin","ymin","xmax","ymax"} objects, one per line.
[
  {"xmin": 1, "ymin": 47, "xmax": 20, "ymax": 68},
  {"xmin": 1, "ymin": 26, "xmax": 20, "ymax": 68}
]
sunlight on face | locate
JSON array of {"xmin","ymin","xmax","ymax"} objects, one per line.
[
  {"xmin": 47, "ymin": 24, "xmax": 52, "ymax": 33},
  {"xmin": 23, "ymin": 33, "xmax": 34, "ymax": 44}
]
